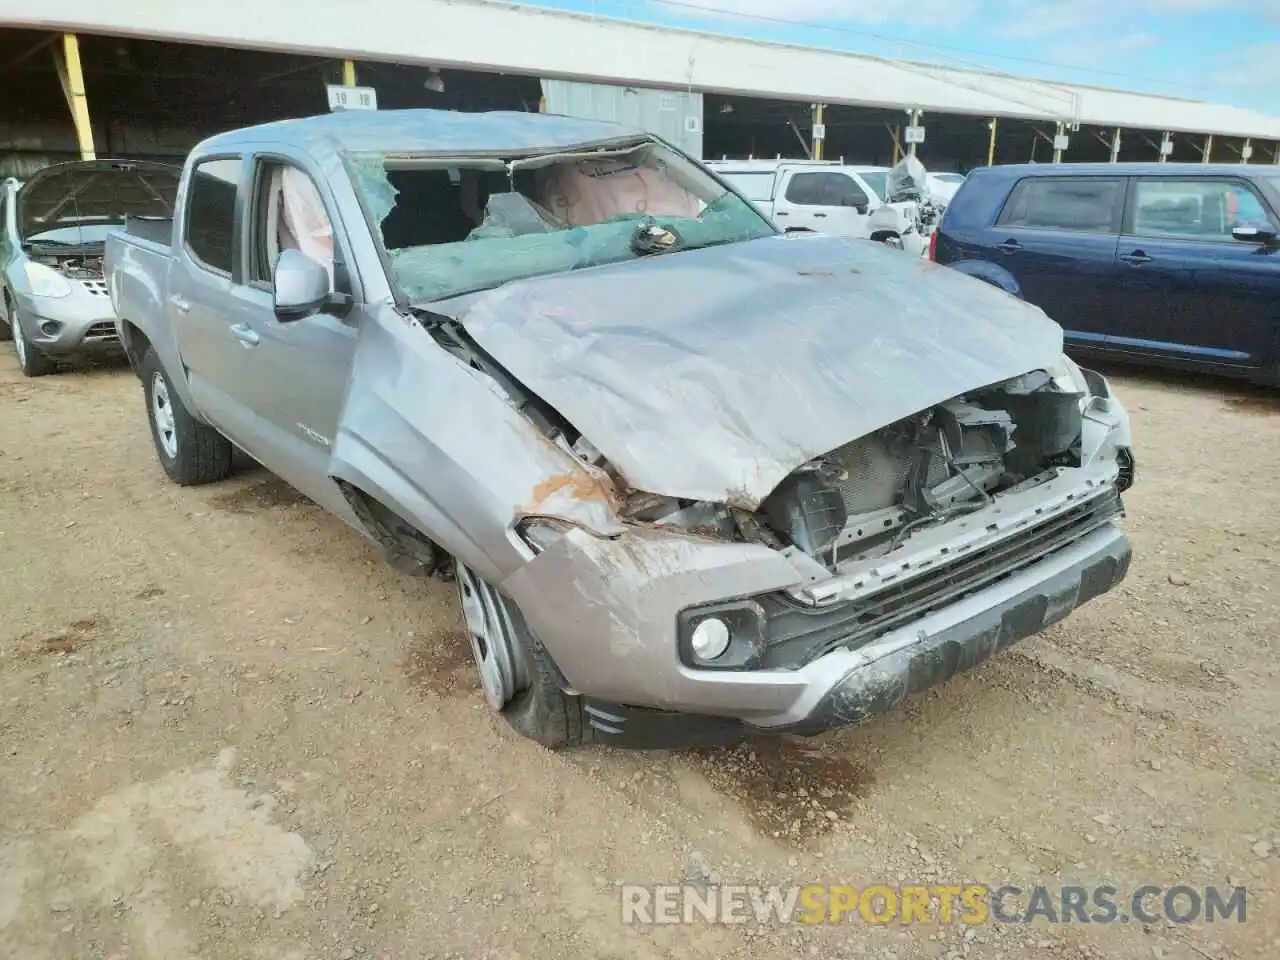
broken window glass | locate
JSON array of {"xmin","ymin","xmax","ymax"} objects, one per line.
[{"xmin": 344, "ymin": 140, "xmax": 774, "ymax": 302}]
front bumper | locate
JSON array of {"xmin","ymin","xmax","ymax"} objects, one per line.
[
  {"xmin": 14, "ymin": 287, "xmax": 120, "ymax": 355},
  {"xmin": 503, "ymin": 469, "xmax": 1132, "ymax": 746},
  {"xmin": 577, "ymin": 523, "xmax": 1130, "ymax": 747}
]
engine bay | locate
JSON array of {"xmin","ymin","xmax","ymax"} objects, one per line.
[
  {"xmin": 30, "ymin": 245, "xmax": 106, "ymax": 280},
  {"xmin": 622, "ymin": 370, "xmax": 1086, "ymax": 572}
]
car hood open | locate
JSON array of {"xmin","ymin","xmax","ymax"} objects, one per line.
[
  {"xmin": 18, "ymin": 160, "xmax": 180, "ymax": 241},
  {"xmin": 438, "ymin": 234, "xmax": 1064, "ymax": 509}
]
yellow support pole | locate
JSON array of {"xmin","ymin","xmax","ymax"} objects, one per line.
[
  {"xmin": 986, "ymin": 117, "xmax": 997, "ymax": 166},
  {"xmin": 908, "ymin": 108, "xmax": 921, "ymax": 158},
  {"xmin": 62, "ymin": 34, "xmax": 95, "ymax": 161},
  {"xmin": 891, "ymin": 125, "xmax": 901, "ymax": 165},
  {"xmin": 812, "ymin": 103, "xmax": 825, "ymax": 161},
  {"xmin": 342, "ymin": 59, "xmax": 357, "ymax": 86},
  {"xmin": 1202, "ymin": 134, "xmax": 1213, "ymax": 163}
]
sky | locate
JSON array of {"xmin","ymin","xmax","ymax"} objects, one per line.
[{"xmin": 522, "ymin": 0, "xmax": 1280, "ymax": 114}]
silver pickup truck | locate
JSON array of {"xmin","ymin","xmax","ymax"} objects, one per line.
[{"xmin": 105, "ymin": 109, "xmax": 1136, "ymax": 749}]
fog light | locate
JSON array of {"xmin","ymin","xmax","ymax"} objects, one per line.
[
  {"xmin": 40, "ymin": 320, "xmax": 62, "ymax": 337},
  {"xmin": 690, "ymin": 617, "xmax": 731, "ymax": 661}
]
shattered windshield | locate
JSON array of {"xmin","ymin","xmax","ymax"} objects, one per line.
[{"xmin": 346, "ymin": 140, "xmax": 776, "ymax": 302}]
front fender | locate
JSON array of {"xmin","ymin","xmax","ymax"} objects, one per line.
[{"xmin": 329, "ymin": 306, "xmax": 625, "ymax": 585}]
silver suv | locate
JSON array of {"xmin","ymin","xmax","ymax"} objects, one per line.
[{"xmin": 2, "ymin": 161, "xmax": 179, "ymax": 376}]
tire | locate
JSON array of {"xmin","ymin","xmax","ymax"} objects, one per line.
[
  {"xmin": 139, "ymin": 346, "xmax": 234, "ymax": 486},
  {"xmin": 0, "ymin": 296, "xmax": 12, "ymax": 342},
  {"xmin": 455, "ymin": 562, "xmax": 584, "ymax": 749},
  {"xmin": 11, "ymin": 310, "xmax": 57, "ymax": 377},
  {"xmin": 873, "ymin": 232, "xmax": 905, "ymax": 250}
]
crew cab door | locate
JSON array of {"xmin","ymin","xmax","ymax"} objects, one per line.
[
  {"xmin": 1114, "ymin": 175, "xmax": 1280, "ymax": 370},
  {"xmin": 168, "ymin": 155, "xmax": 251, "ymax": 435},
  {"xmin": 773, "ymin": 170, "xmax": 872, "ymax": 237},
  {"xmin": 220, "ymin": 153, "xmax": 360, "ymax": 511},
  {"xmin": 984, "ymin": 175, "xmax": 1126, "ymax": 346},
  {"xmin": 170, "ymin": 150, "xmax": 359, "ymax": 513}
]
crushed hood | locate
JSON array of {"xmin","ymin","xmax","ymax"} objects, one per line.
[
  {"xmin": 443, "ymin": 234, "xmax": 1064, "ymax": 509},
  {"xmin": 18, "ymin": 160, "xmax": 181, "ymax": 242}
]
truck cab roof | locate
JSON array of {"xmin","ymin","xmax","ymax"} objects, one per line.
[{"xmin": 190, "ymin": 108, "xmax": 647, "ymax": 158}]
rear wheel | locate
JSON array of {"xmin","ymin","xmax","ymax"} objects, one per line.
[
  {"xmin": 455, "ymin": 561, "xmax": 584, "ymax": 748},
  {"xmin": 873, "ymin": 232, "xmax": 905, "ymax": 250},
  {"xmin": 140, "ymin": 346, "xmax": 235, "ymax": 485}
]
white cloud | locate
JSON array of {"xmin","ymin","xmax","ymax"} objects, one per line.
[
  {"xmin": 1045, "ymin": 31, "xmax": 1162, "ymax": 68},
  {"xmin": 1211, "ymin": 40, "xmax": 1280, "ymax": 86}
]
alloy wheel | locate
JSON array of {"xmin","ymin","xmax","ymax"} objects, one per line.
[
  {"xmin": 150, "ymin": 372, "xmax": 179, "ymax": 458},
  {"xmin": 455, "ymin": 562, "xmax": 526, "ymax": 711}
]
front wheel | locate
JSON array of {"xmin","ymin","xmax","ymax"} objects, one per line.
[
  {"xmin": 874, "ymin": 233, "xmax": 905, "ymax": 250},
  {"xmin": 11, "ymin": 312, "xmax": 57, "ymax": 377},
  {"xmin": 455, "ymin": 561, "xmax": 584, "ymax": 748},
  {"xmin": 139, "ymin": 346, "xmax": 234, "ymax": 485}
]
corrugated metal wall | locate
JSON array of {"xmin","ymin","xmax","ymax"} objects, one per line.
[{"xmin": 541, "ymin": 79, "xmax": 703, "ymax": 159}]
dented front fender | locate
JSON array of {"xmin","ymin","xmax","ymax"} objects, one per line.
[{"xmin": 327, "ymin": 303, "xmax": 624, "ymax": 584}]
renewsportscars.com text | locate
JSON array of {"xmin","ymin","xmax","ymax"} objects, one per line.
[{"xmin": 620, "ymin": 884, "xmax": 1247, "ymax": 926}]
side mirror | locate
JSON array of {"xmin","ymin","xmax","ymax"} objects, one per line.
[
  {"xmin": 274, "ymin": 249, "xmax": 331, "ymax": 321},
  {"xmin": 853, "ymin": 203, "xmax": 869, "ymax": 216},
  {"xmin": 1231, "ymin": 222, "xmax": 1278, "ymax": 244}
]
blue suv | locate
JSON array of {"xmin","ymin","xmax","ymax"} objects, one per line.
[{"xmin": 932, "ymin": 164, "xmax": 1280, "ymax": 383}]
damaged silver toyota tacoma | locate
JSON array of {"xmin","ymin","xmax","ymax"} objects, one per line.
[{"xmin": 104, "ymin": 110, "xmax": 1135, "ymax": 748}]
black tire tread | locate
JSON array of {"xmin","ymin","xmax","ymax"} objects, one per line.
[
  {"xmin": 501, "ymin": 597, "xmax": 586, "ymax": 749},
  {"xmin": 140, "ymin": 346, "xmax": 234, "ymax": 486}
]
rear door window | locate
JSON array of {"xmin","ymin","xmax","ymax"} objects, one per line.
[
  {"xmin": 1129, "ymin": 178, "xmax": 1275, "ymax": 241},
  {"xmin": 184, "ymin": 157, "xmax": 241, "ymax": 275},
  {"xmin": 998, "ymin": 177, "xmax": 1124, "ymax": 233},
  {"xmin": 857, "ymin": 171, "xmax": 888, "ymax": 201},
  {"xmin": 784, "ymin": 172, "xmax": 827, "ymax": 205},
  {"xmin": 785, "ymin": 172, "xmax": 868, "ymax": 207}
]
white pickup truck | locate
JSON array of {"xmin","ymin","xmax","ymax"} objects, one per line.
[{"xmin": 704, "ymin": 159, "xmax": 926, "ymax": 255}]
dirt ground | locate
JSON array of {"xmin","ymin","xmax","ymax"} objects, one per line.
[{"xmin": 1, "ymin": 350, "xmax": 1277, "ymax": 960}]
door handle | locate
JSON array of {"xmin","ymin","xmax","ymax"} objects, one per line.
[
  {"xmin": 813, "ymin": 212, "xmax": 828, "ymax": 218},
  {"xmin": 1119, "ymin": 251, "xmax": 1152, "ymax": 265},
  {"xmin": 171, "ymin": 296, "xmax": 191, "ymax": 314},
  {"xmin": 995, "ymin": 239, "xmax": 1022, "ymax": 253},
  {"xmin": 229, "ymin": 323, "xmax": 260, "ymax": 347},
  {"xmin": 775, "ymin": 211, "xmax": 789, "ymax": 216}
]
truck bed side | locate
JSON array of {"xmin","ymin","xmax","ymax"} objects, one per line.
[{"xmin": 105, "ymin": 218, "xmax": 202, "ymax": 415}]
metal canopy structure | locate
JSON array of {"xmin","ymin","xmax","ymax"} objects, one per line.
[{"xmin": 2, "ymin": 0, "xmax": 1278, "ymax": 141}]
